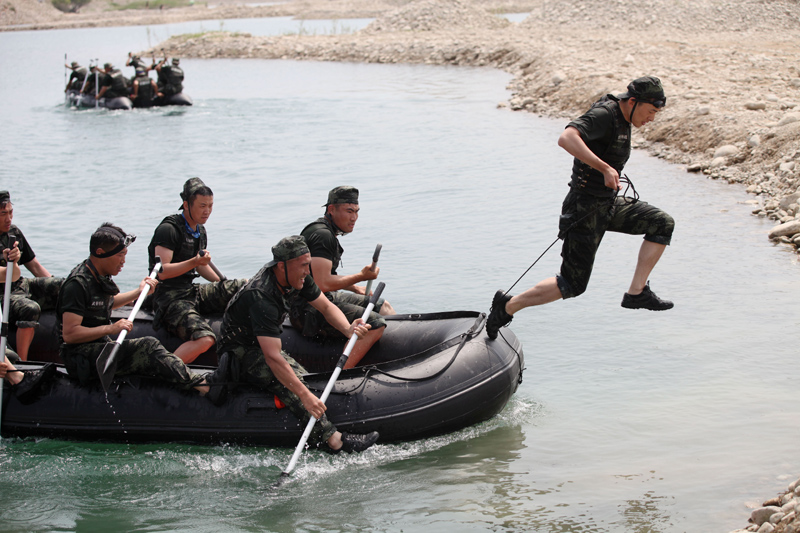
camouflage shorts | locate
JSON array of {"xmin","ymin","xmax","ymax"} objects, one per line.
[
  {"xmin": 60, "ymin": 336, "xmax": 204, "ymax": 389},
  {"xmin": 556, "ymin": 189, "xmax": 675, "ymax": 299},
  {"xmin": 291, "ymin": 291, "xmax": 387, "ymax": 338},
  {"xmin": 10, "ymin": 277, "xmax": 63, "ymax": 329},
  {"xmin": 225, "ymin": 344, "xmax": 337, "ymax": 446},
  {"xmin": 154, "ymin": 279, "xmax": 246, "ymax": 342}
]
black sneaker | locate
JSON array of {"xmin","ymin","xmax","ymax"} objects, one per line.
[
  {"xmin": 621, "ymin": 282, "xmax": 674, "ymax": 311},
  {"xmin": 486, "ymin": 290, "xmax": 513, "ymax": 340},
  {"xmin": 205, "ymin": 352, "xmax": 230, "ymax": 406},
  {"xmin": 329, "ymin": 431, "xmax": 380, "ymax": 454},
  {"xmin": 14, "ymin": 363, "xmax": 56, "ymax": 403}
]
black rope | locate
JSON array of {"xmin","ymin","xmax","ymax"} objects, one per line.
[
  {"xmin": 502, "ymin": 174, "xmax": 639, "ymax": 296},
  {"xmin": 317, "ymin": 314, "xmax": 488, "ymax": 395},
  {"xmin": 491, "ymin": 175, "xmax": 640, "ymax": 380}
]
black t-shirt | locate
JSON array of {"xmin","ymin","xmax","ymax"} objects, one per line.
[
  {"xmin": 220, "ymin": 268, "xmax": 320, "ymax": 349},
  {"xmin": 149, "ymin": 214, "xmax": 207, "ymax": 288},
  {"xmin": 0, "ymin": 226, "xmax": 37, "ymax": 291},
  {"xmin": 57, "ymin": 261, "xmax": 117, "ymax": 344},
  {"xmin": 567, "ymin": 105, "xmax": 616, "ymax": 158},
  {"xmin": 301, "ymin": 217, "xmax": 343, "ymax": 276}
]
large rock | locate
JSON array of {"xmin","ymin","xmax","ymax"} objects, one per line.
[
  {"xmin": 714, "ymin": 144, "xmax": 739, "ymax": 158},
  {"xmin": 779, "ymin": 191, "xmax": 800, "ymax": 210},
  {"xmin": 777, "ymin": 113, "xmax": 800, "ymax": 127},
  {"xmin": 751, "ymin": 506, "xmax": 782, "ymax": 526},
  {"xmin": 768, "ymin": 220, "xmax": 800, "ymax": 239}
]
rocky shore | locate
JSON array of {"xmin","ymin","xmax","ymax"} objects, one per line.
[
  {"xmin": 4, "ymin": 0, "xmax": 800, "ymax": 529},
  {"xmin": 731, "ymin": 477, "xmax": 800, "ymax": 533}
]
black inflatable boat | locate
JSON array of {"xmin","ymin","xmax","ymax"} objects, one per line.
[
  {"xmin": 65, "ymin": 90, "xmax": 192, "ymax": 110},
  {"xmin": 1, "ymin": 311, "xmax": 524, "ymax": 446}
]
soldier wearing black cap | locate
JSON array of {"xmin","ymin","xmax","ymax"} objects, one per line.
[
  {"xmin": 487, "ymin": 76, "xmax": 676, "ymax": 340},
  {"xmin": 57, "ymin": 223, "xmax": 209, "ymax": 394},
  {"xmin": 0, "ymin": 191, "xmax": 63, "ymax": 361},
  {"xmin": 211, "ymin": 235, "xmax": 379, "ymax": 454},
  {"xmin": 292, "ymin": 186, "xmax": 395, "ymax": 369},
  {"xmin": 147, "ymin": 178, "xmax": 246, "ymax": 364}
]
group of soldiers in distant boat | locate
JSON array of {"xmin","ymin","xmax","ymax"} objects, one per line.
[{"xmin": 64, "ymin": 53, "xmax": 189, "ymax": 109}]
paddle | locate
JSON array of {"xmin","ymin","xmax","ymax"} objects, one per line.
[
  {"xmin": 198, "ymin": 250, "xmax": 226, "ymax": 282},
  {"xmin": 277, "ymin": 281, "xmax": 386, "ymax": 485},
  {"xmin": 64, "ymin": 53, "xmax": 68, "ymax": 106},
  {"xmin": 364, "ymin": 243, "xmax": 382, "ymax": 299},
  {"xmin": 95, "ymin": 257, "xmax": 162, "ymax": 393},
  {"xmin": 0, "ymin": 236, "xmax": 17, "ymax": 430}
]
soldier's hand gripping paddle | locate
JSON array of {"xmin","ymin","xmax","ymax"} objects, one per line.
[
  {"xmin": 96, "ymin": 258, "xmax": 162, "ymax": 393},
  {"xmin": 199, "ymin": 250, "xmax": 226, "ymax": 282},
  {"xmin": 364, "ymin": 244, "xmax": 382, "ymax": 298},
  {"xmin": 275, "ymin": 282, "xmax": 386, "ymax": 487}
]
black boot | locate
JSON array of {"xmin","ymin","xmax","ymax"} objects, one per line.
[
  {"xmin": 327, "ymin": 431, "xmax": 380, "ymax": 454},
  {"xmin": 621, "ymin": 282, "xmax": 674, "ymax": 311},
  {"xmin": 486, "ymin": 290, "xmax": 513, "ymax": 340},
  {"xmin": 205, "ymin": 352, "xmax": 230, "ymax": 406},
  {"xmin": 13, "ymin": 363, "xmax": 56, "ymax": 403}
]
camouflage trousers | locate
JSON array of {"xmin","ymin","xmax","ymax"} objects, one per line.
[
  {"xmin": 60, "ymin": 336, "xmax": 204, "ymax": 389},
  {"xmin": 290, "ymin": 291, "xmax": 387, "ymax": 339},
  {"xmin": 153, "ymin": 279, "xmax": 246, "ymax": 342},
  {"xmin": 10, "ymin": 277, "xmax": 63, "ymax": 329},
  {"xmin": 556, "ymin": 189, "xmax": 675, "ymax": 299},
  {"xmin": 225, "ymin": 344, "xmax": 337, "ymax": 446}
]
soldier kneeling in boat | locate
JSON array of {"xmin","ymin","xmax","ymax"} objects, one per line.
[
  {"xmin": 209, "ymin": 235, "xmax": 379, "ymax": 454},
  {"xmin": 147, "ymin": 178, "xmax": 246, "ymax": 364},
  {"xmin": 57, "ymin": 223, "xmax": 210, "ymax": 395}
]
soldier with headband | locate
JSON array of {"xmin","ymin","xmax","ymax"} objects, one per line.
[{"xmin": 57, "ymin": 223, "xmax": 210, "ymax": 394}]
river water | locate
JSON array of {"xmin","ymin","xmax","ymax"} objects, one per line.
[{"xmin": 0, "ymin": 15, "xmax": 798, "ymax": 533}]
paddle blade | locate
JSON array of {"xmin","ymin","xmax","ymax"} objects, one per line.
[
  {"xmin": 96, "ymin": 342, "xmax": 120, "ymax": 392},
  {"xmin": 273, "ymin": 472, "xmax": 291, "ymax": 489}
]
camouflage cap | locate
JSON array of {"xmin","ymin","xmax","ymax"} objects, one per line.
[
  {"xmin": 172, "ymin": 58, "xmax": 180, "ymax": 65},
  {"xmin": 265, "ymin": 235, "xmax": 310, "ymax": 268},
  {"xmin": 324, "ymin": 186, "xmax": 359, "ymax": 207},
  {"xmin": 0, "ymin": 191, "xmax": 9, "ymax": 204},
  {"xmin": 619, "ymin": 76, "xmax": 666, "ymax": 108},
  {"xmin": 104, "ymin": 62, "xmax": 113, "ymax": 70},
  {"xmin": 71, "ymin": 61, "xmax": 79, "ymax": 68},
  {"xmin": 179, "ymin": 177, "xmax": 208, "ymax": 208}
]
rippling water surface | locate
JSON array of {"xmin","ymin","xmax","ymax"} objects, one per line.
[{"xmin": 1, "ymin": 17, "xmax": 799, "ymax": 533}]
